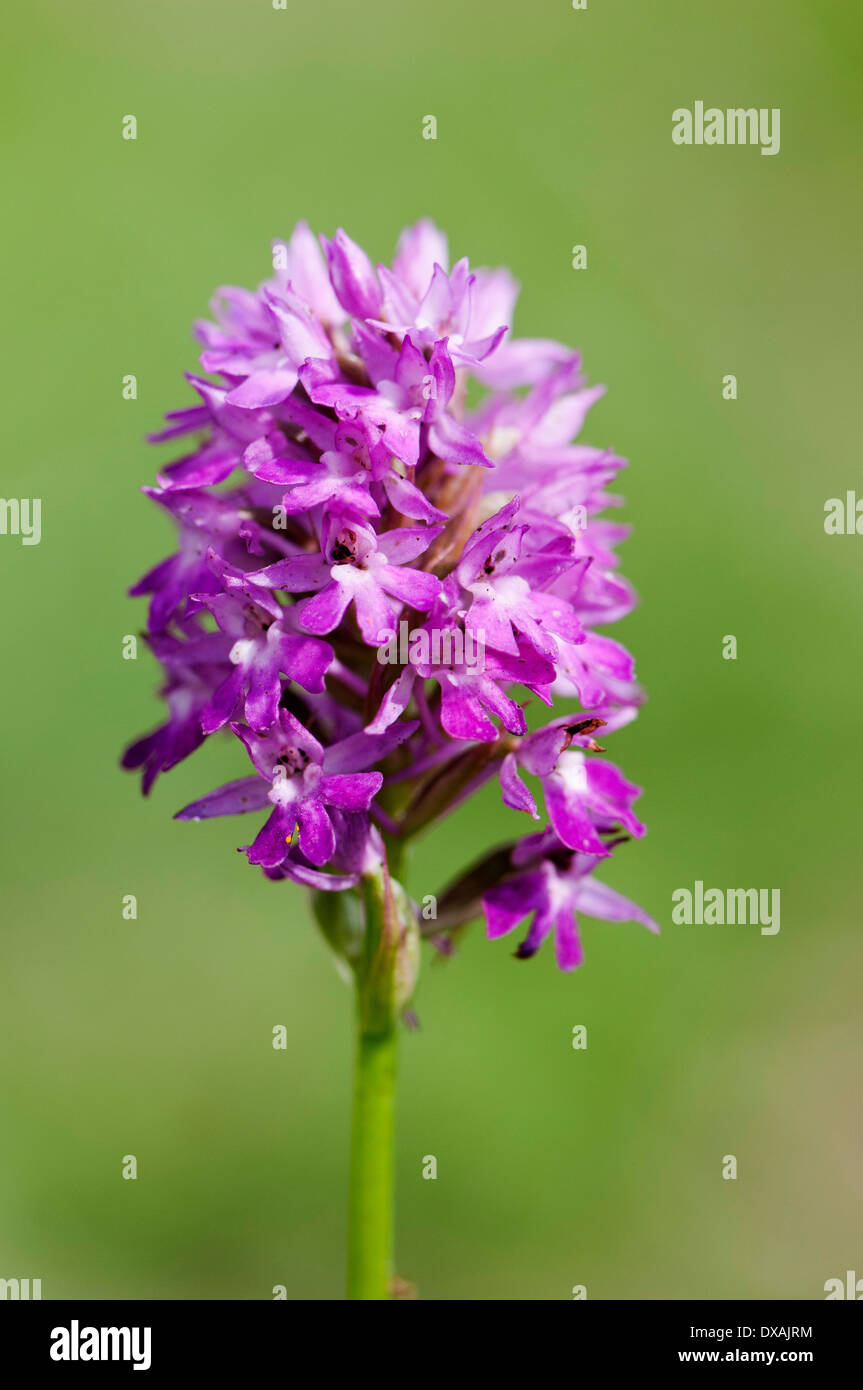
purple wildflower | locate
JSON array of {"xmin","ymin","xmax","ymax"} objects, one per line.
[
  {"xmin": 176, "ymin": 711, "xmax": 414, "ymax": 870},
  {"xmin": 124, "ymin": 221, "xmax": 653, "ymax": 974},
  {"xmin": 482, "ymin": 831, "xmax": 658, "ymax": 972}
]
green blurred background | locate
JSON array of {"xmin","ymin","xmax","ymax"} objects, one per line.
[{"xmin": 1, "ymin": 0, "xmax": 860, "ymax": 1300}]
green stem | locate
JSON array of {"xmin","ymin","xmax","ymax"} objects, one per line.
[{"xmin": 347, "ymin": 1007, "xmax": 397, "ymax": 1299}]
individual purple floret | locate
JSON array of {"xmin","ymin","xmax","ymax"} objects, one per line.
[
  {"xmin": 482, "ymin": 830, "xmax": 658, "ymax": 972},
  {"xmin": 124, "ymin": 221, "xmax": 653, "ymax": 971}
]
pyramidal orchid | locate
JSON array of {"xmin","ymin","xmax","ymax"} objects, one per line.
[{"xmin": 123, "ymin": 220, "xmax": 656, "ymax": 1299}]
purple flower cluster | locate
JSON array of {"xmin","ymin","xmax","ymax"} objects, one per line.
[{"xmin": 124, "ymin": 221, "xmax": 656, "ymax": 970}]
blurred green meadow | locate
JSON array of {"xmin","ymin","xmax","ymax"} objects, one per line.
[{"xmin": 1, "ymin": 0, "xmax": 861, "ymax": 1299}]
